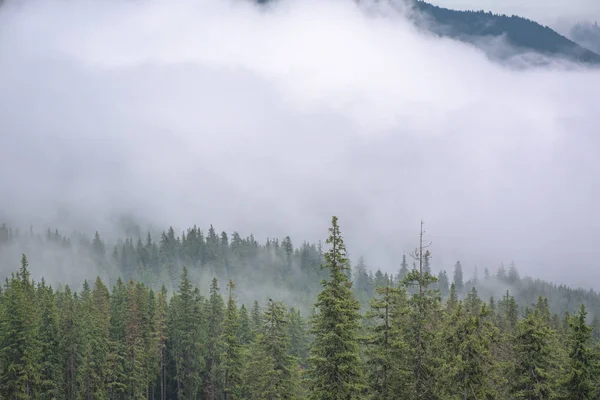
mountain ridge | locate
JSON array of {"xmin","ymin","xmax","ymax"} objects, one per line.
[{"xmin": 411, "ymin": 0, "xmax": 600, "ymax": 65}]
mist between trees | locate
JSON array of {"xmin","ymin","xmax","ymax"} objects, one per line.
[{"xmin": 1, "ymin": 217, "xmax": 600, "ymax": 399}]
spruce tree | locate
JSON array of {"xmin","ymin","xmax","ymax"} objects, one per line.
[
  {"xmin": 238, "ymin": 304, "xmax": 252, "ymax": 345},
  {"xmin": 154, "ymin": 286, "xmax": 168, "ymax": 400},
  {"xmin": 364, "ymin": 279, "xmax": 411, "ymax": 399},
  {"xmin": 77, "ymin": 280, "xmax": 108, "ymax": 400},
  {"xmin": 222, "ymin": 280, "xmax": 243, "ymax": 400},
  {"xmin": 510, "ymin": 311, "xmax": 562, "ymax": 399},
  {"xmin": 37, "ymin": 281, "xmax": 63, "ymax": 399},
  {"xmin": 168, "ymin": 268, "xmax": 205, "ymax": 399},
  {"xmin": 265, "ymin": 299, "xmax": 300, "ymax": 397},
  {"xmin": 401, "ymin": 221, "xmax": 441, "ymax": 399},
  {"xmin": 287, "ymin": 307, "xmax": 309, "ymax": 366},
  {"xmin": 453, "ymin": 261, "xmax": 464, "ymax": 293},
  {"xmin": 308, "ymin": 216, "xmax": 363, "ymax": 400},
  {"xmin": 563, "ymin": 305, "xmax": 598, "ymax": 399},
  {"xmin": 204, "ymin": 277, "xmax": 225, "ymax": 400},
  {"xmin": 439, "ymin": 302, "xmax": 498, "ymax": 399},
  {"xmin": 0, "ymin": 255, "xmax": 42, "ymax": 399}
]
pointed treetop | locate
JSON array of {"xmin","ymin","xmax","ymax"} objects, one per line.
[{"xmin": 324, "ymin": 216, "xmax": 349, "ymax": 272}]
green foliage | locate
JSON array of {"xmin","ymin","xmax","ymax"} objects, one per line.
[
  {"xmin": 562, "ymin": 305, "xmax": 598, "ymax": 399},
  {"xmin": 222, "ymin": 280, "xmax": 243, "ymax": 400},
  {"xmin": 439, "ymin": 302, "xmax": 499, "ymax": 399},
  {"xmin": 1, "ymin": 218, "xmax": 600, "ymax": 399},
  {"xmin": 168, "ymin": 267, "xmax": 205, "ymax": 399},
  {"xmin": 0, "ymin": 255, "xmax": 42, "ymax": 399},
  {"xmin": 244, "ymin": 299, "xmax": 301, "ymax": 399},
  {"xmin": 510, "ymin": 311, "xmax": 563, "ymax": 399},
  {"xmin": 364, "ymin": 281, "xmax": 411, "ymax": 399},
  {"xmin": 308, "ymin": 216, "xmax": 364, "ymax": 399}
]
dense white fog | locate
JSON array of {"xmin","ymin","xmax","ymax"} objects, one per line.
[{"xmin": 0, "ymin": 0, "xmax": 599, "ymax": 288}]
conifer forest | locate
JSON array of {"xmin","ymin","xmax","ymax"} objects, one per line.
[
  {"xmin": 1, "ymin": 217, "xmax": 600, "ymax": 399},
  {"xmin": 2, "ymin": 0, "xmax": 600, "ymax": 397}
]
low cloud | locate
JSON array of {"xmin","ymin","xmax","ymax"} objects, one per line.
[{"xmin": 0, "ymin": 0, "xmax": 599, "ymax": 289}]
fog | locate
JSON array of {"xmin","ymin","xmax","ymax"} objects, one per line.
[{"xmin": 0, "ymin": 0, "xmax": 599, "ymax": 290}]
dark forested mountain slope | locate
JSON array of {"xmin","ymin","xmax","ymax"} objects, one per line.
[
  {"xmin": 256, "ymin": 0, "xmax": 600, "ymax": 65},
  {"xmin": 411, "ymin": 1, "xmax": 600, "ymax": 64}
]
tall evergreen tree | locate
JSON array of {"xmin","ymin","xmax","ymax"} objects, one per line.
[
  {"xmin": 37, "ymin": 281, "xmax": 63, "ymax": 399},
  {"xmin": 154, "ymin": 286, "xmax": 168, "ymax": 400},
  {"xmin": 287, "ymin": 307, "xmax": 309, "ymax": 366},
  {"xmin": 510, "ymin": 311, "xmax": 562, "ymax": 399},
  {"xmin": 168, "ymin": 268, "xmax": 205, "ymax": 399},
  {"xmin": 562, "ymin": 305, "xmax": 598, "ymax": 399},
  {"xmin": 222, "ymin": 280, "xmax": 243, "ymax": 400},
  {"xmin": 439, "ymin": 302, "xmax": 499, "ymax": 399},
  {"xmin": 0, "ymin": 255, "xmax": 42, "ymax": 399},
  {"xmin": 401, "ymin": 221, "xmax": 441, "ymax": 399},
  {"xmin": 453, "ymin": 261, "xmax": 464, "ymax": 294},
  {"xmin": 204, "ymin": 277, "xmax": 225, "ymax": 400},
  {"xmin": 364, "ymin": 280, "xmax": 411, "ymax": 399},
  {"xmin": 308, "ymin": 216, "xmax": 363, "ymax": 400}
]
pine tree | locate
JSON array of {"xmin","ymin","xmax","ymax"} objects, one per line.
[
  {"xmin": 78, "ymin": 280, "xmax": 108, "ymax": 400},
  {"xmin": 0, "ymin": 255, "xmax": 42, "ymax": 399},
  {"xmin": 436, "ymin": 270, "xmax": 449, "ymax": 299},
  {"xmin": 124, "ymin": 280, "xmax": 148, "ymax": 399},
  {"xmin": 204, "ymin": 277, "xmax": 225, "ymax": 400},
  {"xmin": 37, "ymin": 281, "xmax": 63, "ymax": 399},
  {"xmin": 439, "ymin": 302, "xmax": 498, "ymax": 399},
  {"xmin": 446, "ymin": 283, "xmax": 458, "ymax": 312},
  {"xmin": 465, "ymin": 286, "xmax": 482, "ymax": 316},
  {"xmin": 244, "ymin": 299, "xmax": 300, "ymax": 399},
  {"xmin": 308, "ymin": 216, "xmax": 363, "ymax": 399},
  {"xmin": 401, "ymin": 221, "xmax": 441, "ymax": 399},
  {"xmin": 398, "ymin": 254, "xmax": 410, "ymax": 282},
  {"xmin": 106, "ymin": 278, "xmax": 128, "ymax": 398},
  {"xmin": 353, "ymin": 256, "xmax": 372, "ymax": 305},
  {"xmin": 238, "ymin": 304, "xmax": 252, "ymax": 345},
  {"xmin": 250, "ymin": 300, "xmax": 262, "ymax": 337},
  {"xmin": 453, "ymin": 261, "xmax": 464, "ymax": 293},
  {"xmin": 287, "ymin": 307, "xmax": 309, "ymax": 366},
  {"xmin": 222, "ymin": 281, "xmax": 243, "ymax": 400},
  {"xmin": 154, "ymin": 286, "xmax": 168, "ymax": 400},
  {"xmin": 168, "ymin": 267, "xmax": 205, "ymax": 399},
  {"xmin": 364, "ymin": 279, "xmax": 411, "ymax": 399},
  {"xmin": 563, "ymin": 305, "xmax": 598, "ymax": 399},
  {"xmin": 510, "ymin": 311, "xmax": 562, "ymax": 399}
]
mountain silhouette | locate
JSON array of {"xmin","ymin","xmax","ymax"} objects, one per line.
[{"xmin": 411, "ymin": 1, "xmax": 600, "ymax": 65}]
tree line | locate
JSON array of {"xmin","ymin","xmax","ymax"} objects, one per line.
[
  {"xmin": 2, "ymin": 221, "xmax": 600, "ymax": 320},
  {"xmin": 1, "ymin": 216, "xmax": 600, "ymax": 399}
]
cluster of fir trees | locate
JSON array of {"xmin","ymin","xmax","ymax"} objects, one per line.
[
  {"xmin": 2, "ymin": 216, "xmax": 600, "ymax": 399},
  {"xmin": 3, "ymin": 221, "xmax": 600, "ymax": 321},
  {"xmin": 0, "ymin": 222, "xmax": 328, "ymax": 309},
  {"xmin": 0, "ymin": 254, "xmax": 310, "ymax": 399}
]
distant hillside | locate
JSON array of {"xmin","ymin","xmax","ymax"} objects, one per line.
[
  {"xmin": 411, "ymin": 1, "xmax": 600, "ymax": 65},
  {"xmin": 257, "ymin": 0, "xmax": 600, "ymax": 65},
  {"xmin": 569, "ymin": 21, "xmax": 600, "ymax": 54}
]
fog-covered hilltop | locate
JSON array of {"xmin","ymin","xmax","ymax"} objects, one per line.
[
  {"xmin": 254, "ymin": 0, "xmax": 600, "ymax": 65},
  {"xmin": 412, "ymin": 1, "xmax": 600, "ymax": 64}
]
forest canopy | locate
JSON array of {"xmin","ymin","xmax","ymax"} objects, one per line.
[{"xmin": 1, "ymin": 217, "xmax": 600, "ymax": 399}]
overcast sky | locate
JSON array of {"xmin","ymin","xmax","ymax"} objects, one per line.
[{"xmin": 0, "ymin": 0, "xmax": 599, "ymax": 289}]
